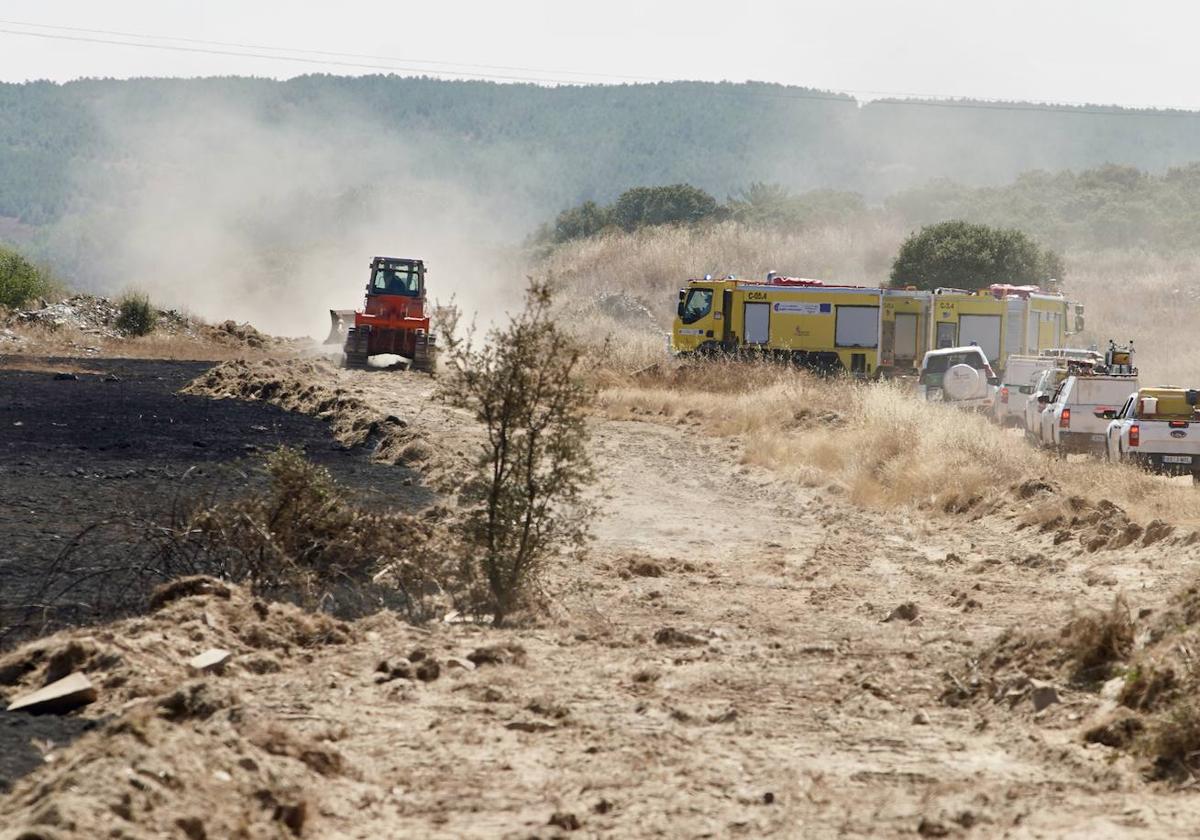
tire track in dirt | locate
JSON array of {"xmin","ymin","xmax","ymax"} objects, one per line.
[
  {"xmin": 258, "ymin": 366, "xmax": 1200, "ymax": 835},
  {"xmin": 574, "ymin": 416, "xmax": 1200, "ymax": 837}
]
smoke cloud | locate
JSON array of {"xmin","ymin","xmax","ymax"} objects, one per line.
[{"xmin": 57, "ymin": 83, "xmax": 534, "ymax": 337}]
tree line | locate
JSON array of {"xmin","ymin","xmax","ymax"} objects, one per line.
[
  {"xmin": 539, "ymin": 162, "xmax": 1200, "ymax": 257},
  {"xmin": 5, "ymin": 75, "xmax": 1200, "ymax": 231},
  {"xmin": 536, "ymin": 183, "xmax": 1063, "ymax": 291}
]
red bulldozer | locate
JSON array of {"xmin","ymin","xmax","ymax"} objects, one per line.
[{"xmin": 326, "ymin": 256, "xmax": 437, "ymax": 372}]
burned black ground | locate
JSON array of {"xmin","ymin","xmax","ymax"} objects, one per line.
[{"xmin": 0, "ymin": 356, "xmax": 432, "ymax": 644}]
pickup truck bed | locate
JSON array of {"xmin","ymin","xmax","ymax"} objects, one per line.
[{"xmin": 1106, "ymin": 389, "xmax": 1200, "ymax": 482}]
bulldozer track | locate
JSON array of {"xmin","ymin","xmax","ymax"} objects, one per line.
[
  {"xmin": 342, "ymin": 327, "xmax": 371, "ymax": 369},
  {"xmin": 412, "ymin": 331, "xmax": 437, "ymax": 374}
]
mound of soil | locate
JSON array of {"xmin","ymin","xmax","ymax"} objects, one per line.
[
  {"xmin": 1012, "ymin": 480, "xmax": 1183, "ymax": 552},
  {"xmin": 0, "ymin": 579, "xmax": 358, "ymax": 836},
  {"xmin": 184, "ymin": 359, "xmax": 471, "ymax": 493},
  {"xmin": 947, "ymin": 579, "xmax": 1200, "ymax": 780},
  {"xmin": 4, "ymin": 295, "xmax": 289, "ymax": 349},
  {"xmin": 0, "ymin": 577, "xmax": 355, "ymax": 716}
]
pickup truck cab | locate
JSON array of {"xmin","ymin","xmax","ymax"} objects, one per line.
[
  {"xmin": 1038, "ymin": 373, "xmax": 1140, "ymax": 454},
  {"xmin": 918, "ymin": 346, "xmax": 998, "ymax": 410},
  {"xmin": 1025, "ymin": 366, "xmax": 1067, "ymax": 442},
  {"xmin": 994, "ymin": 355, "xmax": 1057, "ymax": 427},
  {"xmin": 1022, "ymin": 354, "xmax": 1103, "ymax": 439},
  {"xmin": 1104, "ymin": 387, "xmax": 1200, "ymax": 483}
]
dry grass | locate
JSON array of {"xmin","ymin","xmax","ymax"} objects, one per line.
[
  {"xmin": 1061, "ymin": 596, "xmax": 1136, "ymax": 682},
  {"xmin": 1064, "ymin": 249, "xmax": 1200, "ymax": 386},
  {"xmin": 593, "ymin": 356, "xmax": 1200, "ymax": 526},
  {"xmin": 149, "ymin": 448, "xmax": 457, "ymax": 622},
  {"xmin": 572, "ymin": 311, "xmax": 669, "ymax": 373},
  {"xmin": 538, "ymin": 222, "xmax": 1200, "ymax": 522},
  {"xmin": 544, "ymin": 220, "xmax": 903, "ymax": 326}
]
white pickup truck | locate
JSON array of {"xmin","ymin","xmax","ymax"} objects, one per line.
[
  {"xmin": 994, "ymin": 355, "xmax": 1057, "ymax": 427},
  {"xmin": 1021, "ymin": 352, "xmax": 1104, "ymax": 439},
  {"xmin": 1038, "ymin": 373, "xmax": 1140, "ymax": 455},
  {"xmin": 1104, "ymin": 387, "xmax": 1200, "ymax": 483},
  {"xmin": 1025, "ymin": 367, "xmax": 1066, "ymax": 442}
]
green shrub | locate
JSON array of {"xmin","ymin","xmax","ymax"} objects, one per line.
[
  {"xmin": 116, "ymin": 292, "xmax": 158, "ymax": 336},
  {"xmin": 890, "ymin": 220, "xmax": 1063, "ymax": 291},
  {"xmin": 611, "ymin": 184, "xmax": 720, "ymax": 232},
  {"xmin": 0, "ymin": 245, "xmax": 51, "ymax": 308},
  {"xmin": 545, "ymin": 184, "xmax": 721, "ymax": 244}
]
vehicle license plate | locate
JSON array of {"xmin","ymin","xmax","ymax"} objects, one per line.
[
  {"xmin": 1163, "ymin": 455, "xmax": 1193, "ymax": 465},
  {"xmin": 1090, "ymin": 434, "xmax": 1105, "ymax": 442}
]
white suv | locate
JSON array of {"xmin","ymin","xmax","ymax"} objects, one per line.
[{"xmin": 918, "ymin": 346, "xmax": 998, "ymax": 411}]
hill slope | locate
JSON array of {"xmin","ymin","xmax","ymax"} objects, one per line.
[{"xmin": 5, "ymin": 76, "xmax": 1200, "ymax": 228}]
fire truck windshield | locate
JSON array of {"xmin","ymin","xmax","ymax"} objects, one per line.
[
  {"xmin": 680, "ymin": 288, "xmax": 713, "ymax": 324},
  {"xmin": 373, "ymin": 266, "xmax": 420, "ymax": 296}
]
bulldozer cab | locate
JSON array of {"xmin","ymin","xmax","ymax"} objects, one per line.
[{"xmin": 368, "ymin": 257, "xmax": 424, "ymax": 298}]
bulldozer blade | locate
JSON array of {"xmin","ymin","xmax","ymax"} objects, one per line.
[{"xmin": 325, "ymin": 309, "xmax": 355, "ymax": 344}]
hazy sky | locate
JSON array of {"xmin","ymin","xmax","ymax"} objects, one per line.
[{"xmin": 1, "ymin": 0, "xmax": 1197, "ymax": 108}]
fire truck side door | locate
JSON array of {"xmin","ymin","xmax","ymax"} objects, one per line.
[
  {"xmin": 745, "ymin": 302, "xmax": 770, "ymax": 345},
  {"xmin": 936, "ymin": 321, "xmax": 957, "ymax": 349},
  {"xmin": 721, "ymin": 289, "xmax": 733, "ymax": 344}
]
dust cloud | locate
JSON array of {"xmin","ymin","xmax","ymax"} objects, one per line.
[{"xmin": 59, "ymin": 84, "xmax": 532, "ymax": 338}]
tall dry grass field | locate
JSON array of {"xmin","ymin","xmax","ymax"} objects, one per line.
[
  {"xmin": 1063, "ymin": 249, "xmax": 1200, "ymax": 386},
  {"xmin": 548, "ymin": 223, "xmax": 1200, "ymax": 386},
  {"xmin": 545, "ymin": 220, "xmax": 903, "ymax": 320},
  {"xmin": 598, "ymin": 361, "xmax": 1200, "ymax": 526},
  {"xmin": 546, "ymin": 222, "xmax": 1200, "ymax": 525}
]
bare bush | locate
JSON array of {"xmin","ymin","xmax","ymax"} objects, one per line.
[
  {"xmin": 3, "ymin": 450, "xmax": 453, "ymax": 644},
  {"xmin": 1061, "ymin": 596, "xmax": 1135, "ymax": 682},
  {"xmin": 1145, "ymin": 703, "xmax": 1200, "ymax": 780},
  {"xmin": 177, "ymin": 448, "xmax": 454, "ymax": 619},
  {"xmin": 440, "ymin": 279, "xmax": 595, "ymax": 625}
]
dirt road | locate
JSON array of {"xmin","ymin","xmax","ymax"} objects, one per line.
[{"xmin": 3, "ymin": 363, "xmax": 1200, "ymax": 838}]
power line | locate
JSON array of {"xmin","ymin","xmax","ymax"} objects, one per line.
[
  {"xmin": 0, "ymin": 27, "xmax": 599, "ymax": 85},
  {"xmin": 7, "ymin": 18, "xmax": 1192, "ymax": 112},
  {"xmin": 0, "ymin": 18, "xmax": 659, "ymax": 83},
  {"xmin": 3, "ymin": 22, "xmax": 1200, "ymax": 117}
]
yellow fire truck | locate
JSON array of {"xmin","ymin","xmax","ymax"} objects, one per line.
[
  {"xmin": 672, "ymin": 276, "xmax": 884, "ymax": 374},
  {"xmin": 671, "ymin": 276, "xmax": 1084, "ymax": 376},
  {"xmin": 880, "ymin": 288, "xmax": 930, "ymax": 373},
  {"xmin": 927, "ymin": 286, "xmax": 1085, "ymax": 367}
]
